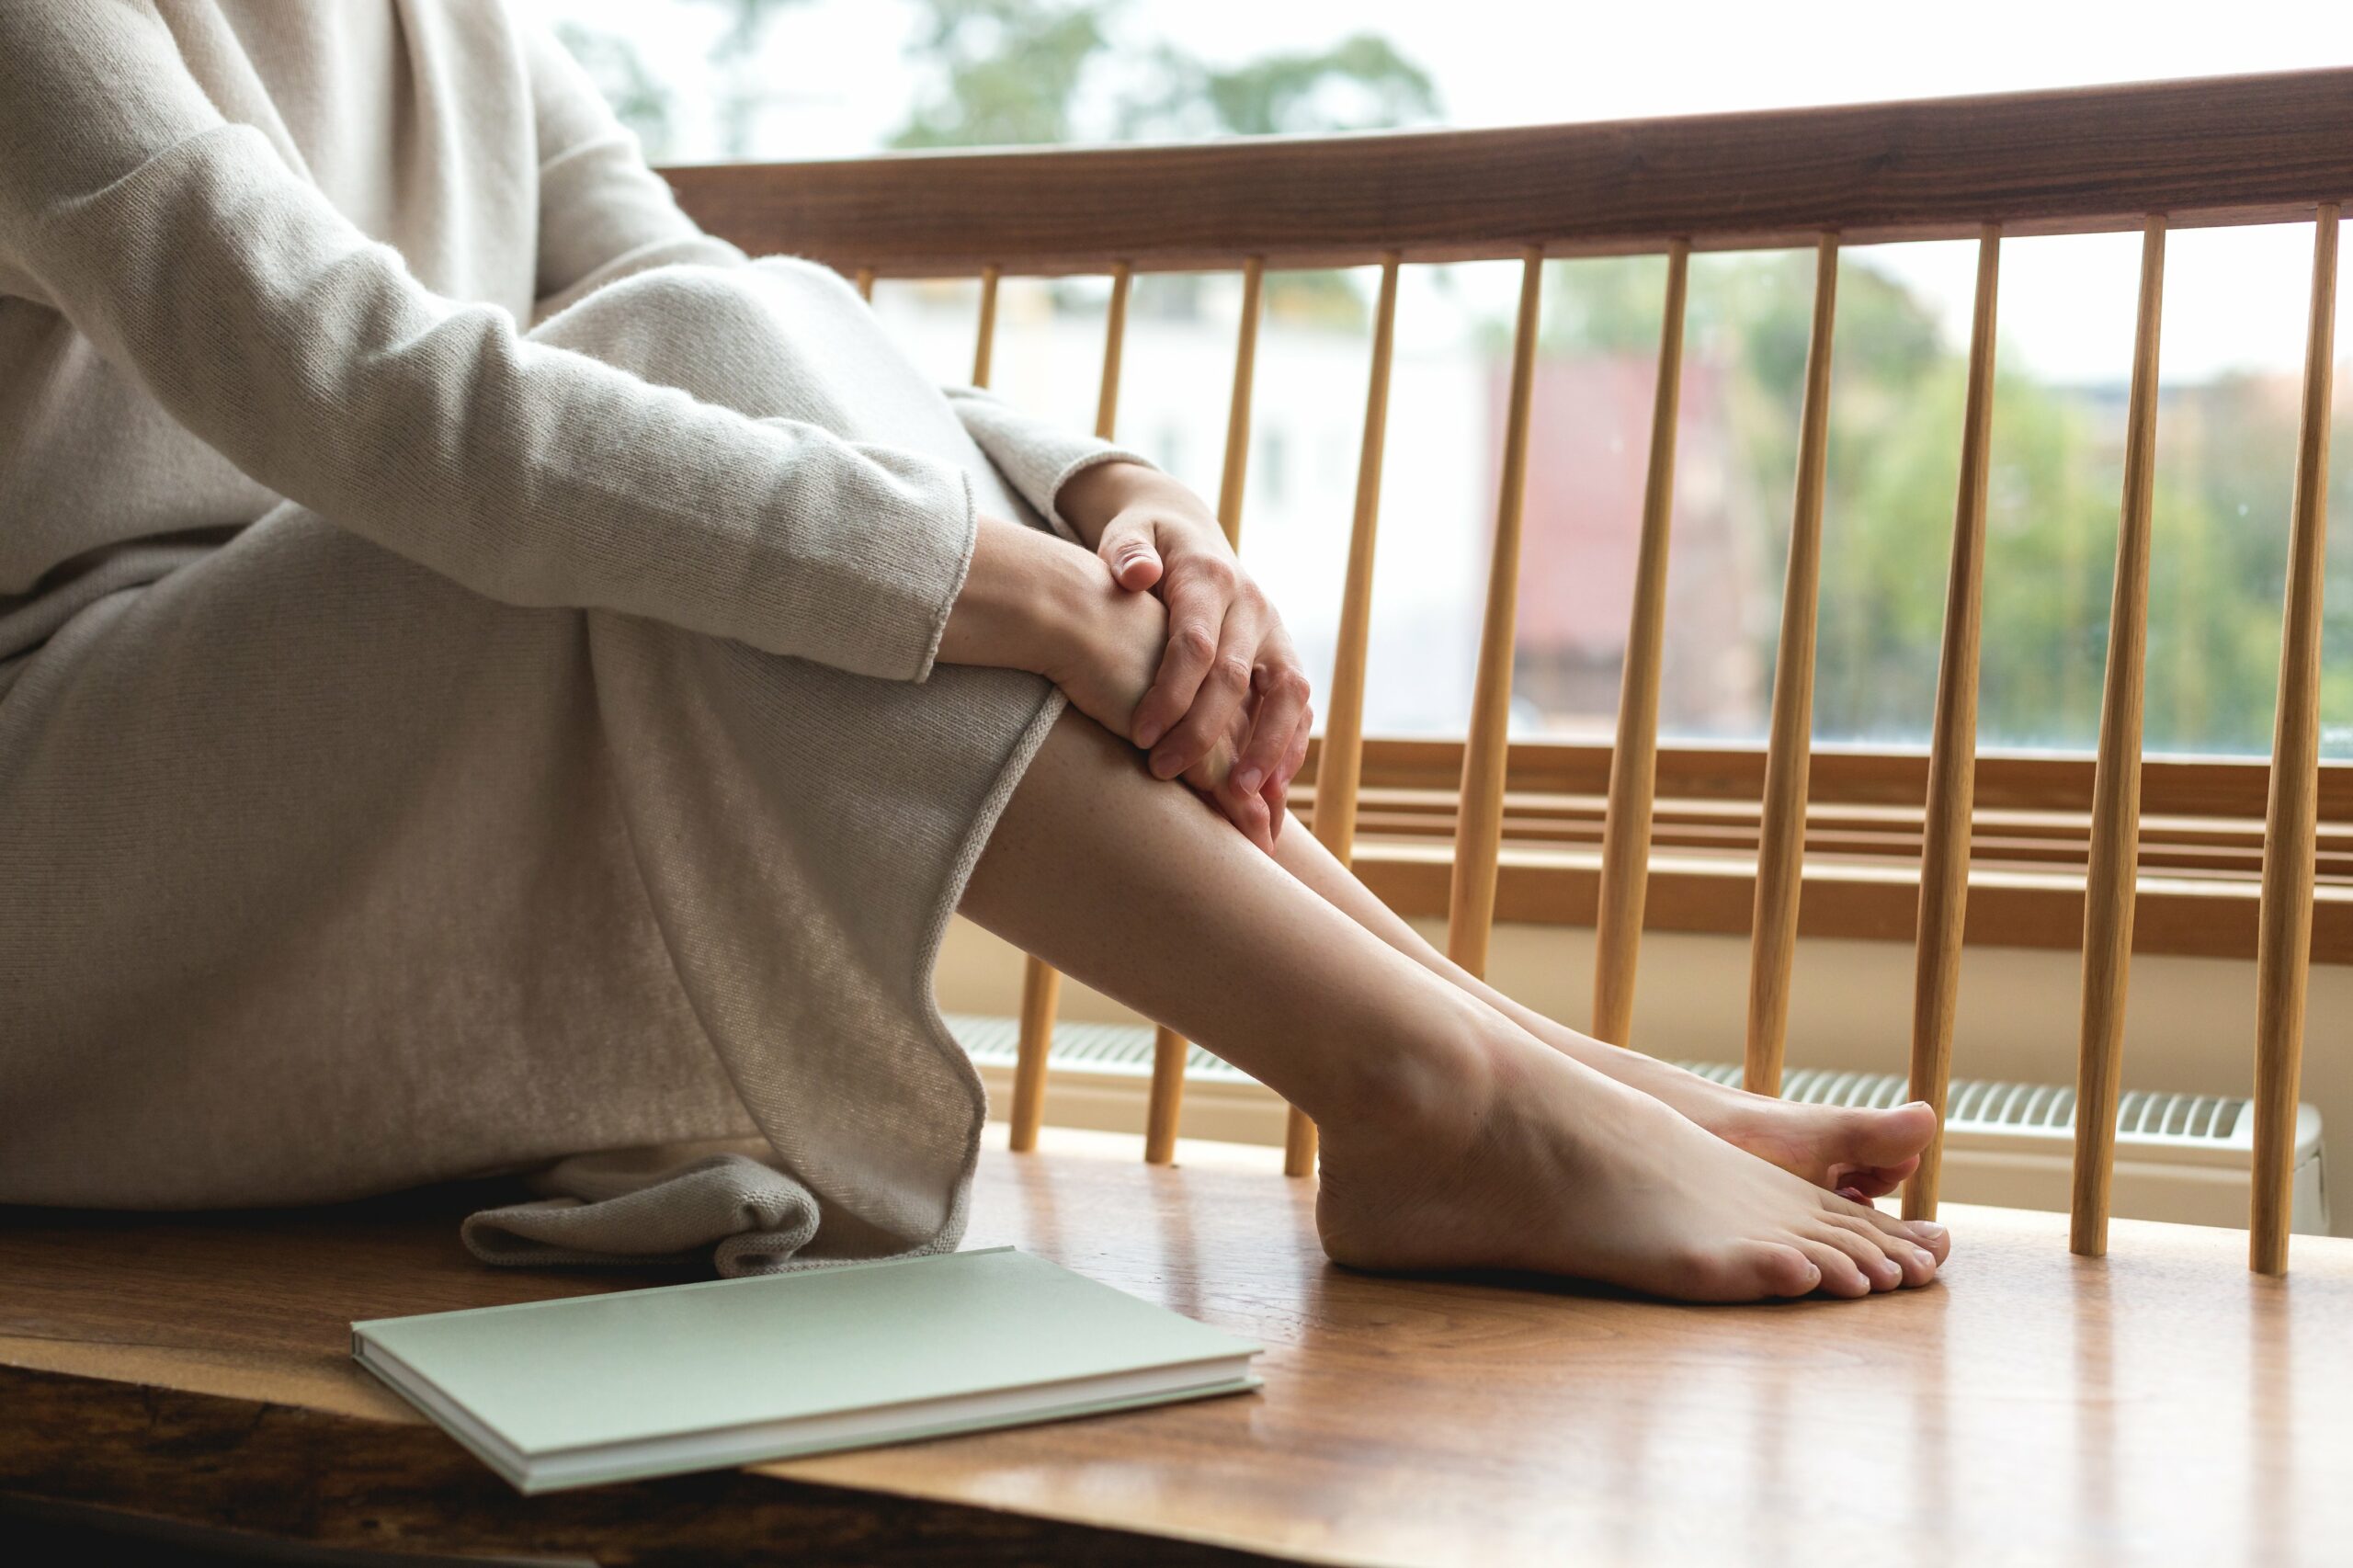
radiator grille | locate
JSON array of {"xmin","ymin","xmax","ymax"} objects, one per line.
[
  {"xmin": 948, "ymin": 1012, "xmax": 1250, "ymax": 1081},
  {"xmin": 947, "ymin": 1013, "xmax": 2254, "ymax": 1147}
]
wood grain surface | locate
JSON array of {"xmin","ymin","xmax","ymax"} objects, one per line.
[
  {"xmin": 5, "ymin": 1131, "xmax": 2349, "ymax": 1565},
  {"xmin": 664, "ymin": 70, "xmax": 2353, "ymax": 276}
]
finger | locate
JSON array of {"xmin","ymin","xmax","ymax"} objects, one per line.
[
  {"xmin": 1149, "ymin": 597, "xmax": 1262, "ymax": 781},
  {"xmin": 1130, "ymin": 566, "xmax": 1233, "ymax": 751},
  {"xmin": 1097, "ymin": 515, "xmax": 1164, "ymax": 592},
  {"xmin": 1274, "ymin": 706, "xmax": 1313, "ymax": 796},
  {"xmin": 1263, "ymin": 709, "xmax": 1310, "ymax": 839},
  {"xmin": 1213, "ymin": 775, "xmax": 1274, "ymax": 855},
  {"xmin": 1232, "ymin": 659, "xmax": 1311, "ymax": 798}
]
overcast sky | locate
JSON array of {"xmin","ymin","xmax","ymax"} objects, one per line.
[{"xmin": 536, "ymin": 0, "xmax": 2353, "ymax": 382}]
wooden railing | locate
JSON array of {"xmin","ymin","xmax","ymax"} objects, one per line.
[{"xmin": 664, "ymin": 67, "xmax": 2353, "ymax": 1274}]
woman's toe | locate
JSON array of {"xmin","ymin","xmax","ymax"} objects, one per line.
[
  {"xmin": 1746, "ymin": 1241, "xmax": 1823, "ymax": 1299},
  {"xmin": 1813, "ymin": 1221, "xmax": 1904, "ymax": 1291},
  {"xmin": 1796, "ymin": 1237, "xmax": 1872, "ymax": 1298}
]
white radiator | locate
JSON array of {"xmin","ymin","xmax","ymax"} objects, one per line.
[{"xmin": 946, "ymin": 1013, "xmax": 2329, "ymax": 1235}]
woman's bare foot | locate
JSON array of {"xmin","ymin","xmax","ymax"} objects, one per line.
[
  {"xmin": 1314, "ymin": 1020, "xmax": 1951, "ymax": 1302},
  {"xmin": 1590, "ymin": 1058, "xmax": 1938, "ymax": 1200}
]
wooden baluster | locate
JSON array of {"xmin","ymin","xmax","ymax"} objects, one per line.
[
  {"xmin": 1009, "ymin": 263, "xmax": 1133, "ymax": 1154},
  {"xmin": 972, "ymin": 265, "xmax": 1001, "ymax": 387},
  {"xmin": 855, "ymin": 267, "xmax": 876, "ymax": 302},
  {"xmin": 1097, "ymin": 262, "xmax": 1131, "ymax": 439},
  {"xmin": 1007, "ymin": 956, "xmax": 1057, "ymax": 1153},
  {"xmin": 1591, "ymin": 240, "xmax": 1690, "ymax": 1046},
  {"xmin": 1743, "ymin": 233, "xmax": 1840, "ymax": 1096},
  {"xmin": 1447, "ymin": 245, "xmax": 1546, "ymax": 976},
  {"xmin": 2250, "ymin": 203, "xmax": 2338, "ymax": 1275},
  {"xmin": 1903, "ymin": 224, "xmax": 2002, "ymax": 1221},
  {"xmin": 2071, "ymin": 217, "xmax": 2166, "ymax": 1258},
  {"xmin": 1282, "ymin": 252, "xmax": 1403, "ymax": 1177},
  {"xmin": 1145, "ymin": 256, "xmax": 1265, "ymax": 1165}
]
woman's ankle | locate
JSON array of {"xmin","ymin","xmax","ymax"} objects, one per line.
[{"xmin": 1306, "ymin": 990, "xmax": 1509, "ymax": 1153}]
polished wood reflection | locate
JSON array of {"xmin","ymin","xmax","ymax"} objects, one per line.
[{"xmin": 3, "ymin": 1133, "xmax": 2347, "ymax": 1567}]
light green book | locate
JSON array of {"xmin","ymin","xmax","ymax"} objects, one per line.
[{"xmin": 352, "ymin": 1246, "xmax": 1262, "ymax": 1494}]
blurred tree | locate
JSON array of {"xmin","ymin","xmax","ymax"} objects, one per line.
[
  {"xmin": 892, "ymin": 0, "xmax": 1113, "ymax": 148},
  {"xmin": 555, "ymin": 22, "xmax": 676, "ymax": 159},
  {"xmin": 695, "ymin": 0, "xmax": 812, "ymax": 157},
  {"xmin": 1534, "ymin": 247, "xmax": 2313, "ymax": 755},
  {"xmin": 888, "ymin": 0, "xmax": 1439, "ymax": 324},
  {"xmin": 1113, "ymin": 34, "xmax": 1438, "ymax": 141}
]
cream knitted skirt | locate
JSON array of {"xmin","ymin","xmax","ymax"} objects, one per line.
[{"xmin": 0, "ymin": 261, "xmax": 1065, "ymax": 1268}]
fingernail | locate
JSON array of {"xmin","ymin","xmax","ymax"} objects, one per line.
[
  {"xmin": 1234, "ymin": 765, "xmax": 1264, "ymax": 794},
  {"xmin": 1134, "ymin": 721, "xmax": 1163, "ymax": 749},
  {"xmin": 1149, "ymin": 748, "xmax": 1181, "ymax": 778},
  {"xmin": 1912, "ymin": 1221, "xmax": 1947, "ymax": 1241}
]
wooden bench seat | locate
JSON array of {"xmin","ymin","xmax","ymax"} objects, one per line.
[{"xmin": 5, "ymin": 1127, "xmax": 2349, "ymax": 1565}]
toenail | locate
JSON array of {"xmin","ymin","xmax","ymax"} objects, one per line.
[{"xmin": 1913, "ymin": 1221, "xmax": 1947, "ymax": 1241}]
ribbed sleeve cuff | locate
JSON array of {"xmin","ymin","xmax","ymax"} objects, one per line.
[
  {"xmin": 735, "ymin": 437, "xmax": 979, "ymax": 684},
  {"xmin": 943, "ymin": 387, "xmax": 1155, "ymax": 544}
]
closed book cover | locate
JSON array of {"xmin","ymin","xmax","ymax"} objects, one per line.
[{"xmin": 351, "ymin": 1246, "xmax": 1262, "ymax": 1493}]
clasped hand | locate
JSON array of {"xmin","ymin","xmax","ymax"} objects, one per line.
[
  {"xmin": 938, "ymin": 461, "xmax": 1311, "ymax": 854},
  {"xmin": 1055, "ymin": 461, "xmax": 1311, "ymax": 851}
]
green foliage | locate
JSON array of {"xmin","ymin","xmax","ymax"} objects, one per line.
[
  {"xmin": 891, "ymin": 0, "xmax": 1112, "ymax": 148},
  {"xmin": 1533, "ymin": 247, "xmax": 2315, "ymax": 755},
  {"xmin": 1113, "ymin": 34, "xmax": 1439, "ymax": 141},
  {"xmin": 889, "ymin": 0, "xmax": 1440, "ymax": 324},
  {"xmin": 554, "ymin": 22, "xmax": 676, "ymax": 160},
  {"xmin": 692, "ymin": 0, "xmax": 813, "ymax": 156}
]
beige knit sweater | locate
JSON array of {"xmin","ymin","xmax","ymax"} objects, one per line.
[{"xmin": 0, "ymin": 2, "xmax": 1142, "ymax": 1272}]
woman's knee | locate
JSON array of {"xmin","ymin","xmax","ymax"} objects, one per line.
[{"xmin": 531, "ymin": 262, "xmax": 845, "ymax": 423}]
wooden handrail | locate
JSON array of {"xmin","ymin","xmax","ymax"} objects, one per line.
[{"xmin": 666, "ymin": 70, "xmax": 2353, "ymax": 275}]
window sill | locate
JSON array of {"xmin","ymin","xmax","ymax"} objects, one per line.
[{"xmin": 1307, "ymin": 739, "xmax": 2353, "ymax": 964}]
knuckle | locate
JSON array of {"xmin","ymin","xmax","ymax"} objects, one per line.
[
  {"xmin": 1173, "ymin": 625, "xmax": 1219, "ymax": 665},
  {"xmin": 1214, "ymin": 654, "xmax": 1255, "ymax": 690}
]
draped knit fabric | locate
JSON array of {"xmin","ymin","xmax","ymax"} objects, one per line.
[{"xmin": 0, "ymin": 1, "xmax": 1148, "ymax": 1273}]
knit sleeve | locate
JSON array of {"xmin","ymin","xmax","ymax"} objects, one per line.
[
  {"xmin": 939, "ymin": 387, "xmax": 1156, "ymax": 545},
  {"xmin": 522, "ymin": 20, "xmax": 750, "ymax": 319},
  {"xmin": 519, "ymin": 20, "xmax": 1156, "ymax": 545},
  {"xmin": 0, "ymin": 1, "xmax": 977, "ymax": 683}
]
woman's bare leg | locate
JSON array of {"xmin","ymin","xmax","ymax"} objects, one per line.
[
  {"xmin": 961, "ymin": 710, "xmax": 1949, "ymax": 1301},
  {"xmin": 1262, "ymin": 821, "xmax": 1938, "ymax": 1200}
]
